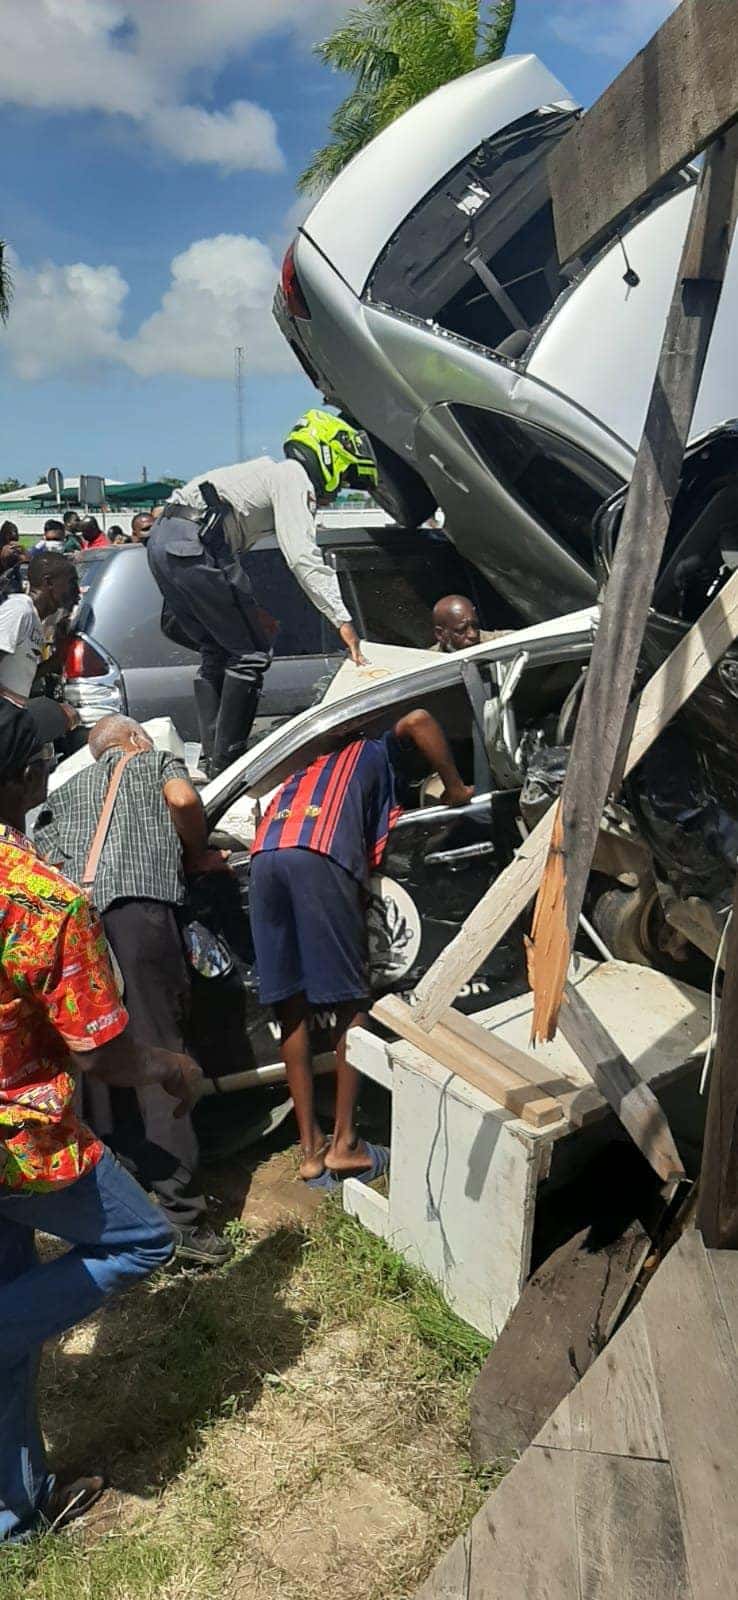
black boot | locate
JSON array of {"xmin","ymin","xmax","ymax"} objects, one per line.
[
  {"xmin": 211, "ymin": 672, "xmax": 260, "ymax": 775},
  {"xmin": 192, "ymin": 675, "xmax": 222, "ymax": 778}
]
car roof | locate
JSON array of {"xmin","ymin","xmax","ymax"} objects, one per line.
[
  {"xmin": 203, "ymin": 606, "xmax": 598, "ymax": 818},
  {"xmin": 300, "ymin": 55, "xmax": 577, "ymax": 296}
]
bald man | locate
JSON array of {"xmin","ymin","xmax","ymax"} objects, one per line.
[
  {"xmin": 131, "ymin": 512, "xmax": 154, "ymax": 544},
  {"xmin": 432, "ymin": 594, "xmax": 502, "ymax": 653},
  {"xmin": 34, "ymin": 715, "xmax": 231, "ymax": 1268}
]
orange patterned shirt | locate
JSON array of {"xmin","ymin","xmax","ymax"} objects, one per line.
[{"xmin": 0, "ymin": 824, "xmax": 128, "ymax": 1191}]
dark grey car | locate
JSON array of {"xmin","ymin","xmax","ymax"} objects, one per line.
[{"xmin": 63, "ymin": 525, "xmax": 514, "ymax": 744}]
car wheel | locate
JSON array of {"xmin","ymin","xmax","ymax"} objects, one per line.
[
  {"xmin": 588, "ymin": 882, "xmax": 710, "ymax": 985},
  {"xmin": 367, "ymin": 435, "xmax": 437, "ymax": 527}
]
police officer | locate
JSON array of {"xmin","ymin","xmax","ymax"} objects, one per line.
[{"xmin": 147, "ymin": 412, "xmax": 378, "ymax": 777}]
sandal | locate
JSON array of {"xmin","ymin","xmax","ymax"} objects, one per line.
[{"xmin": 43, "ymin": 1474, "xmax": 106, "ymax": 1533}]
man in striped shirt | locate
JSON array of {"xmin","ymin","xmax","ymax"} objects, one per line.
[{"xmin": 249, "ymin": 709, "xmax": 472, "ymax": 1186}]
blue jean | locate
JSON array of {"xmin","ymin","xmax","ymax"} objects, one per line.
[{"xmin": 0, "ymin": 1147, "xmax": 174, "ymax": 1543}]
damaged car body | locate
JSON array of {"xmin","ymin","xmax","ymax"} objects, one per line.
[{"xmin": 275, "ymin": 53, "xmax": 737, "ymax": 624}]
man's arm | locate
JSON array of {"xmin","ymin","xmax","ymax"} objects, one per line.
[
  {"xmin": 162, "ymin": 763, "xmax": 228, "ymax": 874},
  {"xmin": 393, "ymin": 709, "xmax": 473, "ymax": 808},
  {"xmin": 271, "ymin": 464, "xmax": 366, "ymax": 666},
  {"xmin": 72, "ymin": 1032, "xmax": 202, "ymax": 1118}
]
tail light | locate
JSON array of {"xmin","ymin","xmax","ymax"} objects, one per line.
[
  {"xmin": 281, "ymin": 243, "xmax": 310, "ymax": 320},
  {"xmin": 64, "ymin": 636, "xmax": 110, "ymax": 678}
]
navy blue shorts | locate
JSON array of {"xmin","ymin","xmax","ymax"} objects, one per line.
[{"xmin": 249, "ymin": 848, "xmax": 369, "ymax": 1007}]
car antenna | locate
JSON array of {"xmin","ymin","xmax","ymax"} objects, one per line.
[{"xmin": 618, "ymin": 233, "xmax": 640, "ymax": 288}]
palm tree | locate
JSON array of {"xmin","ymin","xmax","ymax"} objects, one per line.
[
  {"xmin": 0, "ymin": 242, "xmax": 12, "ymax": 324},
  {"xmin": 298, "ymin": 0, "xmax": 515, "ymax": 194}
]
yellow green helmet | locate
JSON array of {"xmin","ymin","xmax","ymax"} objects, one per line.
[{"xmin": 283, "ymin": 409, "xmax": 378, "ymax": 498}]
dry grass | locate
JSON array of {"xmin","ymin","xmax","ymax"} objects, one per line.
[{"xmin": 2, "ymin": 1198, "xmax": 498, "ymax": 1600}]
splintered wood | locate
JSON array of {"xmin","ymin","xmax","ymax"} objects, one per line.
[{"xmin": 525, "ymin": 807, "xmax": 568, "ymax": 1044}]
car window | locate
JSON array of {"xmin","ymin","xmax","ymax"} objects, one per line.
[
  {"xmin": 369, "ymin": 107, "xmax": 578, "ymax": 351},
  {"xmin": 247, "ymin": 546, "xmax": 326, "ymax": 656},
  {"xmin": 334, "ymin": 536, "xmax": 496, "ymax": 648},
  {"xmin": 451, "ymin": 406, "xmax": 624, "ymax": 569}
]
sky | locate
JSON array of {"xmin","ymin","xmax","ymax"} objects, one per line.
[{"xmin": 0, "ymin": 0, "xmax": 678, "ymax": 487}]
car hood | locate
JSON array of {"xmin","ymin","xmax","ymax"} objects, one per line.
[
  {"xmin": 300, "ymin": 54, "xmax": 577, "ymax": 297},
  {"xmin": 203, "ymin": 607, "xmax": 598, "ymax": 825}
]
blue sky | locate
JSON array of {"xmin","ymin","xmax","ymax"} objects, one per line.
[{"xmin": 0, "ymin": 0, "xmax": 676, "ymax": 486}]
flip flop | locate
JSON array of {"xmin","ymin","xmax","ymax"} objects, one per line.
[
  {"xmin": 305, "ymin": 1167, "xmax": 341, "ymax": 1191},
  {"xmin": 318, "ymin": 1142, "xmax": 391, "ymax": 1188},
  {"xmin": 352, "ymin": 1142, "xmax": 390, "ymax": 1186}
]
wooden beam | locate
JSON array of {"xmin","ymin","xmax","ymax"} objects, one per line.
[
  {"xmin": 371, "ymin": 995, "xmax": 565, "ymax": 1128},
  {"xmin": 412, "ymin": 563, "xmax": 738, "ymax": 1029},
  {"xmin": 529, "ymin": 129, "xmax": 738, "ymax": 1044},
  {"xmin": 557, "ymin": 983, "xmax": 686, "ymax": 1184},
  {"xmin": 548, "ymin": 0, "xmax": 738, "ymax": 264},
  {"xmin": 696, "ymin": 873, "xmax": 738, "ymax": 1247}
]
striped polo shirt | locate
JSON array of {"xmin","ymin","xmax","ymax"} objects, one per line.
[{"xmin": 251, "ymin": 734, "xmax": 402, "ymax": 888}]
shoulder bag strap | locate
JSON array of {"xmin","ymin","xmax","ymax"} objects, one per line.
[{"xmin": 81, "ymin": 750, "xmax": 138, "ymax": 891}]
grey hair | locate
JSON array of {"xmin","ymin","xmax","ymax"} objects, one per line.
[{"xmin": 88, "ymin": 715, "xmax": 141, "ymax": 760}]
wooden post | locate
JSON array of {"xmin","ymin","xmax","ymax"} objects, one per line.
[
  {"xmin": 528, "ymin": 127, "xmax": 738, "ymax": 1044},
  {"xmin": 696, "ymin": 878, "xmax": 738, "ymax": 1247}
]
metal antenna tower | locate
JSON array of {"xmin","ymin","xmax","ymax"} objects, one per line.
[{"xmin": 234, "ymin": 345, "xmax": 245, "ymax": 460}]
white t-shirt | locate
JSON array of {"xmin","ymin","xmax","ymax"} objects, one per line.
[{"xmin": 0, "ymin": 594, "xmax": 44, "ymax": 697}]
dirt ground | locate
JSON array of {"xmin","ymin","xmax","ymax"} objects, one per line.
[{"xmin": 4, "ymin": 1148, "xmax": 496, "ymax": 1600}]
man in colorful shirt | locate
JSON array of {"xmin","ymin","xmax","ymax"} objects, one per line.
[
  {"xmin": 0, "ymin": 700, "xmax": 203, "ymax": 1543},
  {"xmin": 249, "ymin": 708, "xmax": 472, "ymax": 1187}
]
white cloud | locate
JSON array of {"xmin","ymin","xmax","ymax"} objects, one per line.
[
  {"xmin": 0, "ymin": 0, "xmax": 351, "ymax": 171},
  {"xmin": 2, "ymin": 250, "xmax": 127, "ymax": 379},
  {"xmin": 549, "ymin": 0, "xmax": 679, "ymax": 60},
  {"xmin": 1, "ymin": 235, "xmax": 294, "ymax": 383},
  {"xmin": 147, "ymin": 102, "xmax": 283, "ymax": 174},
  {"xmin": 124, "ymin": 235, "xmax": 293, "ymax": 380}
]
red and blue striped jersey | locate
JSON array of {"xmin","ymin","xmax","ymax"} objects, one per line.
[{"xmin": 251, "ymin": 735, "xmax": 402, "ymax": 887}]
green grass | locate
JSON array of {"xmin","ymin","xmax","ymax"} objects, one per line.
[
  {"xmin": 301, "ymin": 1202, "xmax": 491, "ymax": 1378},
  {"xmin": 2, "ymin": 1196, "xmax": 495, "ymax": 1600}
]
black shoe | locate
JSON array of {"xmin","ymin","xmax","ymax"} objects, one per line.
[
  {"xmin": 211, "ymin": 673, "xmax": 260, "ymax": 776},
  {"xmin": 172, "ymin": 1224, "xmax": 234, "ymax": 1267}
]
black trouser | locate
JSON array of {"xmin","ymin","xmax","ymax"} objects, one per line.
[
  {"xmin": 148, "ymin": 518, "xmax": 270, "ymax": 772},
  {"xmin": 93, "ymin": 899, "xmax": 206, "ymax": 1230}
]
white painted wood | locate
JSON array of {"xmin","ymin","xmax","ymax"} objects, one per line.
[
  {"xmin": 345, "ymin": 965, "xmax": 709, "ymax": 1336},
  {"xmin": 387, "ymin": 1041, "xmax": 543, "ymax": 1337},
  {"xmin": 346, "ymin": 1025, "xmax": 394, "ymax": 1092},
  {"xmin": 342, "ymin": 1178, "xmax": 390, "ymax": 1240}
]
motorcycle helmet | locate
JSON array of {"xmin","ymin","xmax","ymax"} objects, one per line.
[{"xmin": 283, "ymin": 409, "xmax": 378, "ymax": 499}]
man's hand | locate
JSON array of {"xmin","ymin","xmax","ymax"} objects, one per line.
[
  {"xmin": 145, "ymin": 1047, "xmax": 204, "ymax": 1117},
  {"xmin": 339, "ymin": 622, "xmax": 367, "ymax": 667},
  {"xmin": 186, "ymin": 847, "xmax": 232, "ymax": 876},
  {"xmin": 440, "ymin": 781, "xmax": 474, "ymax": 808}
]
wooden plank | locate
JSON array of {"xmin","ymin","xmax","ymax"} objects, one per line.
[
  {"xmin": 439, "ymin": 1001, "xmax": 604, "ymax": 1126},
  {"xmin": 412, "ymin": 451, "xmax": 738, "ymax": 1035},
  {"xmin": 548, "ymin": 0, "xmax": 738, "ymax": 264},
  {"xmin": 467, "ymin": 1444, "xmax": 580, "ymax": 1600},
  {"xmin": 567, "ymin": 1305, "xmax": 668, "ymax": 1461},
  {"xmin": 706, "ymin": 1248, "xmax": 738, "ymax": 1357},
  {"xmin": 530, "ymin": 129, "xmax": 738, "ymax": 1044},
  {"xmin": 696, "ymin": 871, "xmax": 738, "ymax": 1247},
  {"xmin": 641, "ymin": 1229, "xmax": 738, "ymax": 1600},
  {"xmin": 557, "ymin": 982, "xmax": 685, "ymax": 1183},
  {"xmin": 471, "ymin": 1219, "xmax": 651, "ymax": 1467},
  {"xmin": 574, "ymin": 1453, "xmax": 693, "ymax": 1600},
  {"xmin": 371, "ymin": 995, "xmax": 564, "ymax": 1128}
]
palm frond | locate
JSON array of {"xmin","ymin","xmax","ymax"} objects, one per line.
[
  {"xmin": 479, "ymin": 0, "xmax": 515, "ymax": 61},
  {"xmin": 0, "ymin": 244, "xmax": 12, "ymax": 325}
]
